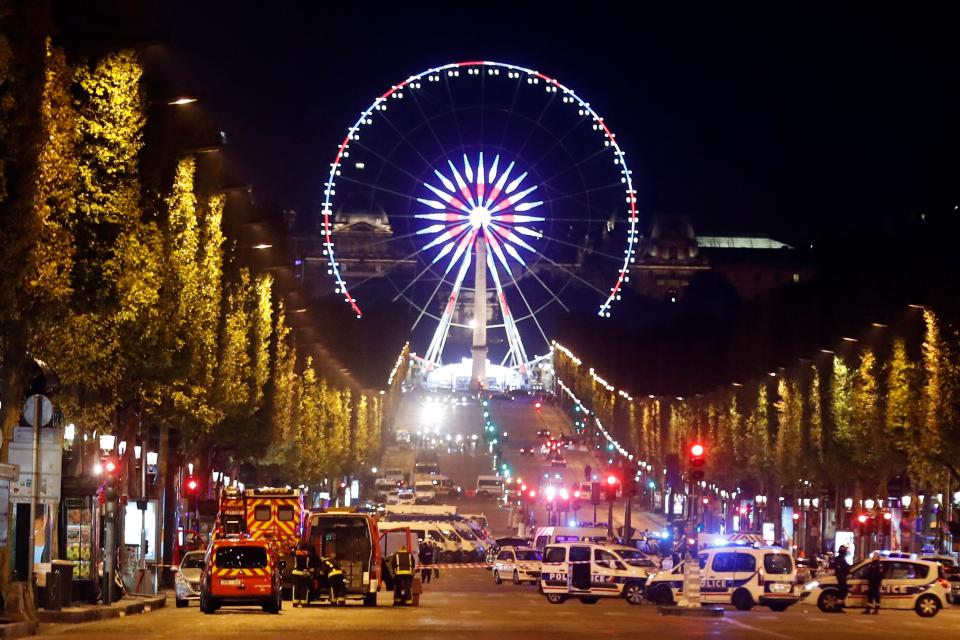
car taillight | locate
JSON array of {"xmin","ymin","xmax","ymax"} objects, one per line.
[{"xmin": 939, "ymin": 578, "xmax": 950, "ymax": 589}]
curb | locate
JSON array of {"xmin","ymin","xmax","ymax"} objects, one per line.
[
  {"xmin": 659, "ymin": 605, "xmax": 724, "ymax": 617},
  {"xmin": 0, "ymin": 622, "xmax": 38, "ymax": 640},
  {"xmin": 36, "ymin": 594, "xmax": 168, "ymax": 624}
]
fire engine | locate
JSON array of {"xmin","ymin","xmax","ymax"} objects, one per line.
[{"xmin": 213, "ymin": 486, "xmax": 305, "ymax": 596}]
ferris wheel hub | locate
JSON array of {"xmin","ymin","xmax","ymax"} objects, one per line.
[{"xmin": 468, "ymin": 205, "xmax": 491, "ymax": 230}]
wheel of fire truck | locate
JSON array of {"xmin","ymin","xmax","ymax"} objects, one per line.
[
  {"xmin": 364, "ymin": 592, "xmax": 378, "ymax": 607},
  {"xmin": 200, "ymin": 592, "xmax": 218, "ymax": 614},
  {"xmin": 262, "ymin": 589, "xmax": 282, "ymax": 613}
]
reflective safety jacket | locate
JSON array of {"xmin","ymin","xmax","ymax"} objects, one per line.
[
  {"xmin": 292, "ymin": 550, "xmax": 310, "ymax": 576},
  {"xmin": 319, "ymin": 557, "xmax": 344, "ymax": 577},
  {"xmin": 390, "ymin": 550, "xmax": 415, "ymax": 576}
]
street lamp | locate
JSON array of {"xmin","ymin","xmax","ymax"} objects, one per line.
[
  {"xmin": 99, "ymin": 434, "xmax": 116, "ymax": 451},
  {"xmin": 901, "ymin": 495, "xmax": 912, "ymax": 509},
  {"xmin": 167, "ymin": 96, "xmax": 198, "ymax": 106},
  {"xmin": 843, "ymin": 497, "xmax": 854, "ymax": 509}
]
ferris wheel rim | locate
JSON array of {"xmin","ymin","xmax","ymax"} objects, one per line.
[{"xmin": 321, "ymin": 60, "xmax": 639, "ymax": 319}]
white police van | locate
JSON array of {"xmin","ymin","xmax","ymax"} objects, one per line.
[
  {"xmin": 646, "ymin": 544, "xmax": 799, "ymax": 611},
  {"xmin": 538, "ymin": 542, "xmax": 650, "ymax": 605},
  {"xmin": 801, "ymin": 557, "xmax": 950, "ymax": 617}
]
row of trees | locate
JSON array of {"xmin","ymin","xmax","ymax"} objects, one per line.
[
  {"xmin": 555, "ymin": 308, "xmax": 960, "ymax": 529},
  {"xmin": 0, "ymin": 26, "xmax": 382, "ymax": 486}
]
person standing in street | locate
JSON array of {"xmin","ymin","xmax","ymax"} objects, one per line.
[
  {"xmin": 388, "ymin": 545, "xmax": 415, "ymax": 605},
  {"xmin": 291, "ymin": 542, "xmax": 312, "ymax": 607},
  {"xmin": 318, "ymin": 555, "xmax": 347, "ymax": 605},
  {"xmin": 864, "ymin": 552, "xmax": 883, "ymax": 614},
  {"xmin": 834, "ymin": 545, "xmax": 850, "ymax": 612},
  {"xmin": 419, "ymin": 541, "xmax": 434, "ymax": 584}
]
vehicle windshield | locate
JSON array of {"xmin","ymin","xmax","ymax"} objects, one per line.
[
  {"xmin": 614, "ymin": 549, "xmax": 657, "ymax": 567},
  {"xmin": 215, "ymin": 546, "xmax": 267, "ymax": 569},
  {"xmin": 479, "ymin": 480, "xmax": 502, "ymax": 488},
  {"xmin": 764, "ymin": 553, "xmax": 794, "ymax": 575},
  {"xmin": 517, "ymin": 550, "xmax": 542, "ymax": 561},
  {"xmin": 442, "ymin": 530, "xmax": 462, "ymax": 542},
  {"xmin": 180, "ymin": 553, "xmax": 204, "ymax": 569},
  {"xmin": 455, "ymin": 527, "xmax": 477, "ymax": 540}
]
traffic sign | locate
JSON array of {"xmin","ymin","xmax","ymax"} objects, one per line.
[{"xmin": 22, "ymin": 394, "xmax": 53, "ymax": 427}]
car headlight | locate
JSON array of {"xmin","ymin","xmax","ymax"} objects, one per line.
[{"xmin": 803, "ymin": 581, "xmax": 819, "ymax": 591}]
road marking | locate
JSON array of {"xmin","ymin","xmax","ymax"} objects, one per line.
[
  {"xmin": 603, "ymin": 611, "xmax": 628, "ymax": 616},
  {"xmin": 723, "ymin": 617, "xmax": 797, "ymax": 639}
]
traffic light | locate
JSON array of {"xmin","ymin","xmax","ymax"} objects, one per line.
[
  {"xmin": 590, "ymin": 482, "xmax": 601, "ymax": 505},
  {"xmin": 857, "ymin": 513, "xmax": 869, "ymax": 525},
  {"xmin": 604, "ymin": 474, "xmax": 619, "ymax": 501},
  {"xmin": 688, "ymin": 443, "xmax": 706, "ymax": 481},
  {"xmin": 535, "ymin": 401, "xmax": 542, "ymax": 413},
  {"xmin": 184, "ymin": 475, "xmax": 199, "ymax": 496},
  {"xmin": 101, "ymin": 455, "xmax": 119, "ymax": 501}
]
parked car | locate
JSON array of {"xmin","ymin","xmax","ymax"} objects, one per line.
[
  {"xmin": 174, "ymin": 550, "xmax": 205, "ymax": 607},
  {"xmin": 493, "ymin": 546, "xmax": 543, "ymax": 585}
]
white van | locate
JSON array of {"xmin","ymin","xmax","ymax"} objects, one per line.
[
  {"xmin": 375, "ymin": 478, "xmax": 399, "ymax": 500},
  {"xmin": 476, "ymin": 475, "xmax": 504, "ymax": 497},
  {"xmin": 539, "ymin": 542, "xmax": 648, "ymax": 605},
  {"xmin": 533, "ymin": 526, "xmax": 610, "ymax": 550},
  {"xmin": 379, "ymin": 521, "xmax": 462, "ymax": 562},
  {"xmin": 645, "ymin": 545, "xmax": 799, "ymax": 611},
  {"xmin": 413, "ymin": 480, "xmax": 436, "ymax": 504}
]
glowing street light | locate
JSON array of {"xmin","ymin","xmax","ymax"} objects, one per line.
[{"xmin": 167, "ymin": 96, "xmax": 198, "ymax": 106}]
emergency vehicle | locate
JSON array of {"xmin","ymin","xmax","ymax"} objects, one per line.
[
  {"xmin": 200, "ymin": 536, "xmax": 283, "ymax": 614},
  {"xmin": 801, "ymin": 557, "xmax": 950, "ymax": 617},
  {"xmin": 645, "ymin": 540, "xmax": 799, "ymax": 611},
  {"xmin": 533, "ymin": 526, "xmax": 610, "ymax": 550},
  {"xmin": 213, "ymin": 486, "xmax": 305, "ymax": 596},
  {"xmin": 305, "ymin": 509, "xmax": 381, "ymax": 606},
  {"xmin": 539, "ymin": 542, "xmax": 649, "ymax": 605}
]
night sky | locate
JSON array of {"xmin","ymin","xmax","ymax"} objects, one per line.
[{"xmin": 156, "ymin": 3, "xmax": 959, "ymax": 244}]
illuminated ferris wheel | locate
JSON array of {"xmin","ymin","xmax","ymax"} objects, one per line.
[{"xmin": 321, "ymin": 61, "xmax": 639, "ymax": 387}]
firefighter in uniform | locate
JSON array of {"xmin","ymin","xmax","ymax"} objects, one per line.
[
  {"xmin": 318, "ymin": 555, "xmax": 346, "ymax": 605},
  {"xmin": 291, "ymin": 542, "xmax": 312, "ymax": 607},
  {"xmin": 388, "ymin": 545, "xmax": 415, "ymax": 605}
]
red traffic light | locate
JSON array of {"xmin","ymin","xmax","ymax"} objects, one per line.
[
  {"xmin": 104, "ymin": 459, "xmax": 117, "ymax": 474},
  {"xmin": 690, "ymin": 443, "xmax": 705, "ymax": 458},
  {"xmin": 535, "ymin": 401, "xmax": 542, "ymax": 409},
  {"xmin": 857, "ymin": 514, "xmax": 869, "ymax": 524},
  {"xmin": 186, "ymin": 477, "xmax": 198, "ymax": 492},
  {"xmin": 528, "ymin": 490, "xmax": 537, "ymax": 499},
  {"xmin": 606, "ymin": 475, "xmax": 619, "ymax": 486},
  {"xmin": 882, "ymin": 512, "xmax": 892, "ymax": 521},
  {"xmin": 520, "ymin": 484, "xmax": 527, "ymax": 492}
]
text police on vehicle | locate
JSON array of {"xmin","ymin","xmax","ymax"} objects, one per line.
[
  {"xmin": 801, "ymin": 557, "xmax": 950, "ymax": 617},
  {"xmin": 646, "ymin": 544, "xmax": 799, "ymax": 611},
  {"xmin": 539, "ymin": 542, "xmax": 648, "ymax": 605}
]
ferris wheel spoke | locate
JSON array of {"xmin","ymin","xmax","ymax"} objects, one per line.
[
  {"xmin": 349, "ymin": 139, "xmax": 430, "ymax": 189},
  {"xmin": 531, "ymin": 228, "xmax": 626, "ymax": 263},
  {"xmin": 377, "ymin": 106, "xmax": 444, "ymax": 172},
  {"xmin": 539, "ymin": 145, "xmax": 615, "ymax": 189},
  {"xmin": 512, "ymin": 88, "xmax": 560, "ymax": 165},
  {"xmin": 500, "ymin": 254, "xmax": 552, "ymax": 347},
  {"xmin": 407, "ymin": 84, "xmax": 455, "ymax": 170},
  {"xmin": 335, "ymin": 172, "xmax": 421, "ymax": 204},
  {"xmin": 442, "ymin": 74, "xmax": 467, "ymax": 157},
  {"xmin": 524, "ymin": 110, "xmax": 591, "ymax": 176},
  {"xmin": 497, "ymin": 75, "xmax": 523, "ymax": 151},
  {"xmin": 529, "ymin": 247, "xmax": 610, "ymax": 297}
]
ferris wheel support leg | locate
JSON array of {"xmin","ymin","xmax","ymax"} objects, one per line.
[
  {"xmin": 485, "ymin": 250, "xmax": 529, "ymax": 377},
  {"xmin": 423, "ymin": 250, "xmax": 472, "ymax": 371}
]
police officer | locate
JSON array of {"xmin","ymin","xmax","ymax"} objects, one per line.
[
  {"xmin": 419, "ymin": 541, "xmax": 434, "ymax": 584},
  {"xmin": 388, "ymin": 545, "xmax": 415, "ymax": 605},
  {"xmin": 291, "ymin": 542, "xmax": 312, "ymax": 607},
  {"xmin": 318, "ymin": 555, "xmax": 346, "ymax": 605},
  {"xmin": 864, "ymin": 552, "xmax": 883, "ymax": 615},
  {"xmin": 834, "ymin": 545, "xmax": 851, "ymax": 612}
]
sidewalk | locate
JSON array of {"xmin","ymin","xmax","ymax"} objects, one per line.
[{"xmin": 36, "ymin": 592, "xmax": 168, "ymax": 624}]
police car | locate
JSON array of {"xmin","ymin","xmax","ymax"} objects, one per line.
[
  {"xmin": 493, "ymin": 546, "xmax": 542, "ymax": 584},
  {"xmin": 801, "ymin": 557, "xmax": 950, "ymax": 617},
  {"xmin": 539, "ymin": 542, "xmax": 650, "ymax": 605},
  {"xmin": 645, "ymin": 544, "xmax": 799, "ymax": 611}
]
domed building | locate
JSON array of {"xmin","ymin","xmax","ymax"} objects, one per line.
[{"xmin": 632, "ymin": 214, "xmax": 812, "ymax": 301}]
